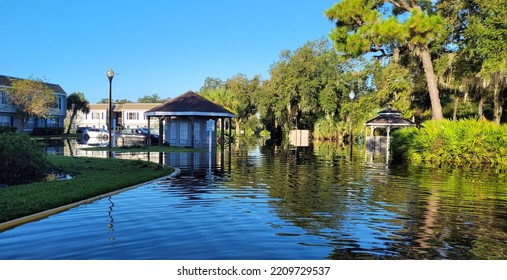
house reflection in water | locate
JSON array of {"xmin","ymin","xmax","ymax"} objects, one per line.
[{"xmin": 145, "ymin": 150, "xmax": 232, "ymax": 178}]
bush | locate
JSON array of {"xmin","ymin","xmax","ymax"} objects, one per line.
[
  {"xmin": 391, "ymin": 119, "xmax": 507, "ymax": 168},
  {"xmin": 260, "ymin": 130, "xmax": 271, "ymax": 138},
  {"xmin": 313, "ymin": 117, "xmax": 346, "ymax": 142},
  {"xmin": 0, "ymin": 126, "xmax": 18, "ymax": 134},
  {"xmin": 31, "ymin": 127, "xmax": 64, "ymax": 136},
  {"xmin": 0, "ymin": 133, "xmax": 51, "ymax": 185}
]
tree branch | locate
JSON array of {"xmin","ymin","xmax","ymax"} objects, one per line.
[
  {"xmin": 370, "ymin": 46, "xmax": 393, "ymax": 58},
  {"xmin": 387, "ymin": 0, "xmax": 412, "ymax": 11}
]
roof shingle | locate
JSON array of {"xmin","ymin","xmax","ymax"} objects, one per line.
[{"xmin": 146, "ymin": 91, "xmax": 235, "ymax": 118}]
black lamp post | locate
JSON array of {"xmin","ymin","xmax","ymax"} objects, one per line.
[
  {"xmin": 349, "ymin": 90, "xmax": 355, "ymax": 158},
  {"xmin": 107, "ymin": 68, "xmax": 115, "ymax": 150}
]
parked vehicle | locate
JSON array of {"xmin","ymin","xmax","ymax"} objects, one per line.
[
  {"xmin": 76, "ymin": 126, "xmax": 93, "ymax": 134},
  {"xmin": 122, "ymin": 128, "xmax": 160, "ymax": 145},
  {"xmin": 80, "ymin": 128, "xmax": 109, "ymax": 146},
  {"xmin": 116, "ymin": 130, "xmax": 147, "ymax": 147}
]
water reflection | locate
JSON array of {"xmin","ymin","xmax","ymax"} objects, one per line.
[
  {"xmin": 8, "ymin": 140, "xmax": 504, "ymax": 259},
  {"xmin": 107, "ymin": 197, "xmax": 115, "ymax": 241}
]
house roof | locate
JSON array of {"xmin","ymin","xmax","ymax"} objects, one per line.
[
  {"xmin": 88, "ymin": 104, "xmax": 109, "ymax": 110},
  {"xmin": 365, "ymin": 107, "xmax": 415, "ymax": 127},
  {"xmin": 87, "ymin": 103, "xmax": 162, "ymax": 111},
  {"xmin": 114, "ymin": 103, "xmax": 161, "ymax": 111},
  {"xmin": 145, "ymin": 91, "xmax": 235, "ymax": 118},
  {"xmin": 0, "ymin": 75, "xmax": 67, "ymax": 94}
]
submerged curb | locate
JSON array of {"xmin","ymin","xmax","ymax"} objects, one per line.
[{"xmin": 0, "ymin": 167, "xmax": 181, "ymax": 232}]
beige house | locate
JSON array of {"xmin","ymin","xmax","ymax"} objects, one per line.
[
  {"xmin": 76, "ymin": 103, "xmax": 161, "ymax": 130},
  {"xmin": 114, "ymin": 103, "xmax": 161, "ymax": 129}
]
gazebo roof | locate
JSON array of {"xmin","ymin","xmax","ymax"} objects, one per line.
[
  {"xmin": 145, "ymin": 91, "xmax": 235, "ymax": 118},
  {"xmin": 365, "ymin": 107, "xmax": 415, "ymax": 127}
]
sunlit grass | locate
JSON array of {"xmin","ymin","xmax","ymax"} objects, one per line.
[
  {"xmin": 391, "ymin": 119, "xmax": 507, "ymax": 169},
  {"xmin": 0, "ymin": 156, "xmax": 174, "ymax": 223}
]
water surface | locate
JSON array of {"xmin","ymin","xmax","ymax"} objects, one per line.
[{"xmin": 1, "ymin": 144, "xmax": 506, "ymax": 259}]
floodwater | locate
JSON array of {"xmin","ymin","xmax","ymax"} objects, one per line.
[{"xmin": 1, "ymin": 140, "xmax": 506, "ymax": 259}]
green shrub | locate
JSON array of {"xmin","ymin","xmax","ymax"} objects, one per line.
[
  {"xmin": 260, "ymin": 130, "xmax": 271, "ymax": 138},
  {"xmin": 31, "ymin": 127, "xmax": 64, "ymax": 136},
  {"xmin": 0, "ymin": 126, "xmax": 18, "ymax": 134},
  {"xmin": 0, "ymin": 133, "xmax": 51, "ymax": 185},
  {"xmin": 391, "ymin": 119, "xmax": 507, "ymax": 168},
  {"xmin": 314, "ymin": 117, "xmax": 346, "ymax": 142}
]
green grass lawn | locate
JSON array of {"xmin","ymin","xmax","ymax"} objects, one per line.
[{"xmin": 0, "ymin": 156, "xmax": 174, "ymax": 224}]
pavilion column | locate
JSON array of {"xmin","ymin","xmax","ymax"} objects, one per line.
[
  {"xmin": 147, "ymin": 116, "xmax": 151, "ymax": 146},
  {"xmin": 190, "ymin": 116, "xmax": 195, "ymax": 148},
  {"xmin": 220, "ymin": 118, "xmax": 225, "ymax": 146},
  {"xmin": 159, "ymin": 116, "xmax": 164, "ymax": 146},
  {"xmin": 386, "ymin": 126, "xmax": 391, "ymax": 159},
  {"xmin": 228, "ymin": 118, "xmax": 232, "ymax": 145}
]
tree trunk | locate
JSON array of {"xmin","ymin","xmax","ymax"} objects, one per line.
[
  {"xmin": 66, "ymin": 109, "xmax": 77, "ymax": 134},
  {"xmin": 418, "ymin": 45, "xmax": 444, "ymax": 120},
  {"xmin": 235, "ymin": 119, "xmax": 241, "ymax": 137},
  {"xmin": 478, "ymin": 94, "xmax": 486, "ymax": 119},
  {"xmin": 452, "ymin": 95, "xmax": 459, "ymax": 121},
  {"xmin": 493, "ymin": 84, "xmax": 502, "ymax": 124}
]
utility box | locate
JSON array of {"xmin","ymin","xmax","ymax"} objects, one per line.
[{"xmin": 289, "ymin": 130, "xmax": 309, "ymax": 147}]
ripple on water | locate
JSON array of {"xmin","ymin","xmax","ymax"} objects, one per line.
[{"xmin": 1, "ymin": 147, "xmax": 507, "ymax": 259}]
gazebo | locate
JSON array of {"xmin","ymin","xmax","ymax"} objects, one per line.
[
  {"xmin": 144, "ymin": 91, "xmax": 235, "ymax": 149},
  {"xmin": 365, "ymin": 107, "xmax": 415, "ymax": 154}
]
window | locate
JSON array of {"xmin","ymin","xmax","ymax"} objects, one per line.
[
  {"xmin": 194, "ymin": 122, "xmax": 200, "ymax": 144},
  {"xmin": 46, "ymin": 117, "xmax": 59, "ymax": 128},
  {"xmin": 58, "ymin": 96, "xmax": 64, "ymax": 110},
  {"xmin": 25, "ymin": 117, "xmax": 35, "ymax": 130},
  {"xmin": 127, "ymin": 112, "xmax": 139, "ymax": 120},
  {"xmin": 49, "ymin": 94, "xmax": 59, "ymax": 109},
  {"xmin": 180, "ymin": 122, "xmax": 188, "ymax": 144},
  {"xmin": 92, "ymin": 112, "xmax": 100, "ymax": 120},
  {"xmin": 0, "ymin": 115, "xmax": 11, "ymax": 126},
  {"xmin": 0, "ymin": 91, "xmax": 11, "ymax": 105},
  {"xmin": 169, "ymin": 121, "xmax": 176, "ymax": 144}
]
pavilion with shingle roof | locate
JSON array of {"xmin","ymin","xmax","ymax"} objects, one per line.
[
  {"xmin": 144, "ymin": 91, "xmax": 235, "ymax": 148},
  {"xmin": 364, "ymin": 107, "xmax": 415, "ymax": 155}
]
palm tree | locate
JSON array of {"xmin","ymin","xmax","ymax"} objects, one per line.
[{"xmin": 66, "ymin": 92, "xmax": 90, "ymax": 133}]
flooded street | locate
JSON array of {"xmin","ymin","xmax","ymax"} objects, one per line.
[{"xmin": 1, "ymin": 140, "xmax": 506, "ymax": 259}]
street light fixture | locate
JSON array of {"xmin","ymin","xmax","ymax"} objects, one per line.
[
  {"xmin": 349, "ymin": 90, "xmax": 355, "ymax": 158},
  {"xmin": 107, "ymin": 68, "xmax": 115, "ymax": 150}
]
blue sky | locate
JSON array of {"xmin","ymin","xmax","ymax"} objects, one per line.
[{"xmin": 1, "ymin": 0, "xmax": 338, "ymax": 103}]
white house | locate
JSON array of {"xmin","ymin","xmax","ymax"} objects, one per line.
[
  {"xmin": 77, "ymin": 103, "xmax": 109, "ymax": 129},
  {"xmin": 114, "ymin": 103, "xmax": 161, "ymax": 129},
  {"xmin": 0, "ymin": 75, "xmax": 67, "ymax": 133},
  {"xmin": 76, "ymin": 103, "xmax": 161, "ymax": 130}
]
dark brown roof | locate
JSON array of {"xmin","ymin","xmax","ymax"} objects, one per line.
[
  {"xmin": 145, "ymin": 91, "xmax": 235, "ymax": 118},
  {"xmin": 365, "ymin": 107, "xmax": 415, "ymax": 127},
  {"xmin": 0, "ymin": 75, "xmax": 66, "ymax": 94}
]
